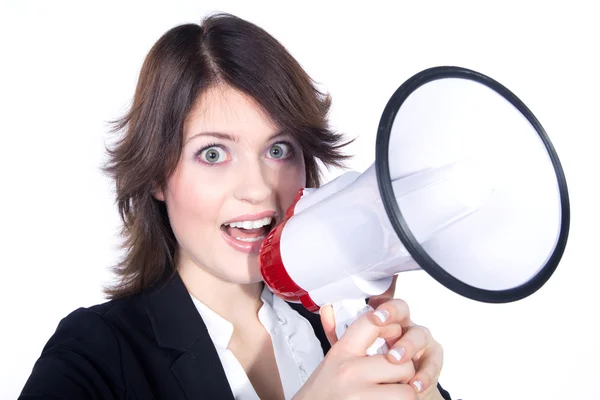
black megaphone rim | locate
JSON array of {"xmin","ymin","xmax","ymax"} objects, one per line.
[{"xmin": 375, "ymin": 65, "xmax": 570, "ymax": 303}]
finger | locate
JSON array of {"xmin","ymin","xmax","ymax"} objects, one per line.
[
  {"xmin": 409, "ymin": 341, "xmax": 444, "ymax": 395},
  {"xmin": 377, "ymin": 323, "xmax": 404, "ymax": 350},
  {"xmin": 321, "ymin": 306, "xmax": 402, "ymax": 350},
  {"xmin": 371, "ymin": 298, "xmax": 412, "ymax": 328},
  {"xmin": 367, "ymin": 275, "xmax": 398, "ymax": 310},
  {"xmin": 386, "ymin": 325, "xmax": 431, "ymax": 364},
  {"xmin": 338, "ymin": 354, "xmax": 416, "ymax": 385},
  {"xmin": 356, "ymin": 383, "xmax": 419, "ymax": 400},
  {"xmin": 378, "ymin": 322, "xmax": 403, "ymax": 343},
  {"xmin": 319, "ymin": 304, "xmax": 337, "ymax": 345},
  {"xmin": 334, "ymin": 308, "xmax": 391, "ymax": 356}
]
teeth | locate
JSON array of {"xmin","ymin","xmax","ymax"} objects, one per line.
[
  {"xmin": 225, "ymin": 217, "xmax": 273, "ymax": 229},
  {"xmin": 234, "ymin": 236, "xmax": 266, "ymax": 242}
]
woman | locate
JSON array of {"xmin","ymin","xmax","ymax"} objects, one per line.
[{"xmin": 19, "ymin": 13, "xmax": 452, "ymax": 400}]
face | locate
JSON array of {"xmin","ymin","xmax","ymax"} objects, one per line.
[{"xmin": 156, "ymin": 85, "xmax": 306, "ymax": 284}]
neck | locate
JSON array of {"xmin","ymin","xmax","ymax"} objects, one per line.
[{"xmin": 177, "ymin": 256, "xmax": 264, "ymax": 328}]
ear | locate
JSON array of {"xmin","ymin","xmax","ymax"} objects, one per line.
[
  {"xmin": 153, "ymin": 191, "xmax": 165, "ymax": 201},
  {"xmin": 152, "ymin": 184, "xmax": 165, "ymax": 201}
]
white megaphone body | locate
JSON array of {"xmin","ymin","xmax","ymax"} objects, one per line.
[{"xmin": 259, "ymin": 66, "xmax": 570, "ymax": 355}]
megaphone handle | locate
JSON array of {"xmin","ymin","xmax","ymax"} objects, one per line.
[{"xmin": 332, "ymin": 298, "xmax": 389, "ymax": 356}]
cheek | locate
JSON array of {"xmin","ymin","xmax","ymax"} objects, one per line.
[
  {"xmin": 276, "ymin": 160, "xmax": 307, "ymax": 208},
  {"xmin": 165, "ymin": 167, "xmax": 226, "ymax": 231}
]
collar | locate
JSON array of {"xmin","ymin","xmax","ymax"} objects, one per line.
[
  {"xmin": 142, "ymin": 269, "xmax": 331, "ymax": 355},
  {"xmin": 143, "ymin": 270, "xmax": 209, "ymax": 351},
  {"xmin": 189, "ymin": 293, "xmax": 234, "ymax": 349},
  {"xmin": 142, "ymin": 270, "xmax": 236, "ymax": 399},
  {"xmin": 189, "ymin": 284, "xmax": 281, "ymax": 349}
]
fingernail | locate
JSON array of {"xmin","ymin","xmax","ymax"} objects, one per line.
[
  {"xmin": 373, "ymin": 309, "xmax": 389, "ymax": 323},
  {"xmin": 412, "ymin": 380, "xmax": 423, "ymax": 393},
  {"xmin": 388, "ymin": 347, "xmax": 405, "ymax": 361},
  {"xmin": 318, "ymin": 304, "xmax": 331, "ymax": 315}
]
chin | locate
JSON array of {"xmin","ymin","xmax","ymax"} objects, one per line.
[
  {"xmin": 222, "ymin": 258, "xmax": 264, "ymax": 285},
  {"xmin": 224, "ymin": 271, "xmax": 264, "ymax": 285},
  {"xmin": 242, "ymin": 266, "xmax": 264, "ymax": 284},
  {"xmin": 233, "ymin": 252, "xmax": 262, "ymax": 276}
]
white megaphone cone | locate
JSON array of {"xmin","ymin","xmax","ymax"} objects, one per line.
[{"xmin": 259, "ymin": 66, "xmax": 570, "ymax": 356}]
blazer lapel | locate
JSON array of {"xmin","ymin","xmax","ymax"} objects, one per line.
[{"xmin": 143, "ymin": 272, "xmax": 235, "ymax": 400}]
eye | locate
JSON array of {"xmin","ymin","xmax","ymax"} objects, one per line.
[
  {"xmin": 198, "ymin": 146, "xmax": 228, "ymax": 164},
  {"xmin": 267, "ymin": 142, "xmax": 292, "ymax": 160}
]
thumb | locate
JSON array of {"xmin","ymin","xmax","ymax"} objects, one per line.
[
  {"xmin": 319, "ymin": 304, "xmax": 338, "ymax": 345},
  {"xmin": 367, "ymin": 294, "xmax": 392, "ymax": 311},
  {"xmin": 367, "ymin": 275, "xmax": 397, "ymax": 310}
]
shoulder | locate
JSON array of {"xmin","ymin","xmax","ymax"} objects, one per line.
[
  {"xmin": 19, "ymin": 295, "xmax": 146, "ymax": 399},
  {"xmin": 44, "ymin": 297, "xmax": 130, "ymax": 347},
  {"xmin": 45, "ymin": 292, "xmax": 146, "ymax": 349}
]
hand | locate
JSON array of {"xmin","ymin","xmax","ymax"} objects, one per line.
[
  {"xmin": 294, "ymin": 305, "xmax": 420, "ymax": 400},
  {"xmin": 319, "ymin": 276, "xmax": 398, "ymax": 344},
  {"xmin": 371, "ymin": 276, "xmax": 445, "ymax": 399},
  {"xmin": 367, "ymin": 274, "xmax": 398, "ymax": 310},
  {"xmin": 320, "ymin": 293, "xmax": 445, "ymax": 399},
  {"xmin": 370, "ymin": 299, "xmax": 445, "ymax": 399}
]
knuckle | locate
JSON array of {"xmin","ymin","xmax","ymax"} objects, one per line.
[
  {"xmin": 327, "ymin": 343, "xmax": 345, "ymax": 359},
  {"xmin": 437, "ymin": 342, "xmax": 445, "ymax": 361},
  {"xmin": 431, "ymin": 359, "xmax": 444, "ymax": 376},
  {"xmin": 414, "ymin": 325, "xmax": 439, "ymax": 350},
  {"xmin": 418, "ymin": 327, "xmax": 432, "ymax": 346},
  {"xmin": 402, "ymin": 336, "xmax": 417, "ymax": 354},
  {"xmin": 419, "ymin": 324, "xmax": 432, "ymax": 337},
  {"xmin": 420, "ymin": 359, "xmax": 442, "ymax": 383},
  {"xmin": 336, "ymin": 360, "xmax": 355, "ymax": 382},
  {"xmin": 428, "ymin": 340, "xmax": 444, "ymax": 363},
  {"xmin": 393, "ymin": 298, "xmax": 410, "ymax": 314},
  {"xmin": 411, "ymin": 324, "xmax": 432, "ymax": 343}
]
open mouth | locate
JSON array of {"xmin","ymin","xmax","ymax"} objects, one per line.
[{"xmin": 220, "ymin": 217, "xmax": 277, "ymax": 243}]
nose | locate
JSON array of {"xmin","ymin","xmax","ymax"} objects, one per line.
[{"xmin": 233, "ymin": 161, "xmax": 273, "ymax": 205}]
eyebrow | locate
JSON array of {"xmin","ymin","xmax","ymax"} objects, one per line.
[{"xmin": 185, "ymin": 129, "xmax": 291, "ymax": 144}]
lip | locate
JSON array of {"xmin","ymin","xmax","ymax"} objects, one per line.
[
  {"xmin": 222, "ymin": 210, "xmax": 277, "ymax": 225},
  {"xmin": 220, "ymin": 230, "xmax": 266, "ymax": 254}
]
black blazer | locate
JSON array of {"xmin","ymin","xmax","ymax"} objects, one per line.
[{"xmin": 19, "ymin": 272, "xmax": 453, "ymax": 399}]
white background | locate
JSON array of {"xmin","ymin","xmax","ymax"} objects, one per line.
[{"xmin": 1, "ymin": 1, "xmax": 598, "ymax": 399}]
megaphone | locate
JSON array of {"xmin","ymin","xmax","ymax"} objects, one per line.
[{"xmin": 259, "ymin": 66, "xmax": 570, "ymax": 355}]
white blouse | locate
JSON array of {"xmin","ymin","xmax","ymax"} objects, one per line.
[{"xmin": 190, "ymin": 286, "xmax": 325, "ymax": 399}]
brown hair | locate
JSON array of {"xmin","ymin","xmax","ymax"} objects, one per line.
[{"xmin": 103, "ymin": 12, "xmax": 352, "ymax": 298}]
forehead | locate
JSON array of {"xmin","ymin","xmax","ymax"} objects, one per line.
[{"xmin": 183, "ymin": 84, "xmax": 279, "ymax": 141}]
